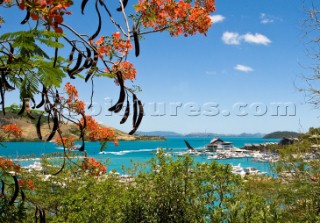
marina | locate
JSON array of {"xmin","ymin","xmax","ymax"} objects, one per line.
[
  {"xmin": 167, "ymin": 138, "xmax": 280, "ymax": 164},
  {"xmin": 1, "ymin": 137, "xmax": 281, "ymax": 176}
]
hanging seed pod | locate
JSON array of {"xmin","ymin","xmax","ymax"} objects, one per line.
[
  {"xmin": 0, "ymin": 81, "xmax": 5, "ymax": 115},
  {"xmin": 46, "ymin": 112, "xmax": 52, "ymax": 129},
  {"xmin": 20, "ymin": 9, "xmax": 30, "ymax": 24},
  {"xmin": 35, "ymin": 206, "xmax": 39, "ymax": 222},
  {"xmin": 108, "ymin": 72, "xmax": 125, "ymax": 113},
  {"xmin": 9, "ymin": 176, "xmax": 19, "ymax": 205},
  {"xmin": 1, "ymin": 180, "xmax": 5, "ymax": 197},
  {"xmin": 81, "ymin": 0, "xmax": 89, "ymax": 14},
  {"xmin": 85, "ymin": 49, "xmax": 98, "ymax": 82},
  {"xmin": 83, "ymin": 47, "xmax": 93, "ymax": 68},
  {"xmin": 17, "ymin": 99, "xmax": 26, "ymax": 115},
  {"xmin": 117, "ymin": 0, "xmax": 129, "ymax": 11},
  {"xmin": 46, "ymin": 111, "xmax": 58, "ymax": 141},
  {"xmin": 36, "ymin": 114, "xmax": 43, "ymax": 140},
  {"xmin": 54, "ymin": 89, "xmax": 60, "ymax": 104},
  {"xmin": 31, "ymin": 97, "xmax": 36, "ymax": 109},
  {"xmin": 89, "ymin": 0, "xmax": 102, "ymax": 41},
  {"xmin": 120, "ymin": 99, "xmax": 130, "ymax": 124},
  {"xmin": 21, "ymin": 190, "xmax": 25, "ymax": 202},
  {"xmin": 132, "ymin": 93, "xmax": 138, "ymax": 127},
  {"xmin": 40, "ymin": 208, "xmax": 46, "ymax": 223},
  {"xmin": 36, "ymin": 86, "xmax": 47, "ymax": 108},
  {"xmin": 1, "ymin": 72, "xmax": 15, "ymax": 90},
  {"xmin": 129, "ymin": 99, "xmax": 143, "ymax": 135},
  {"xmin": 53, "ymin": 39, "xmax": 59, "ymax": 68},
  {"xmin": 70, "ymin": 51, "xmax": 91, "ymax": 76},
  {"xmin": 78, "ymin": 137, "xmax": 85, "ymax": 152},
  {"xmin": 133, "ymin": 22, "xmax": 140, "ymax": 57},
  {"xmin": 68, "ymin": 53, "xmax": 83, "ymax": 79},
  {"xmin": 68, "ymin": 45, "xmax": 76, "ymax": 66}
]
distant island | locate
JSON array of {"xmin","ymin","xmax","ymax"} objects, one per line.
[
  {"xmin": 137, "ymin": 131, "xmax": 264, "ymax": 138},
  {"xmin": 263, "ymin": 131, "xmax": 300, "ymax": 139},
  {"xmin": 185, "ymin": 132, "xmax": 264, "ymax": 138},
  {"xmin": 136, "ymin": 131, "xmax": 182, "ymax": 137},
  {"xmin": 137, "ymin": 130, "xmax": 303, "ymax": 139}
]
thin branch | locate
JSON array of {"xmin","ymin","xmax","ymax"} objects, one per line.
[
  {"xmin": 100, "ymin": 1, "xmax": 127, "ymax": 36},
  {"xmin": 0, "ymin": 42, "xmax": 14, "ymax": 58},
  {"xmin": 138, "ymin": 26, "xmax": 169, "ymax": 36},
  {"xmin": 118, "ymin": 0, "xmax": 131, "ymax": 37},
  {"xmin": 60, "ymin": 23, "xmax": 96, "ymax": 50}
]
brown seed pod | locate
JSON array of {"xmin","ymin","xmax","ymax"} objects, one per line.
[
  {"xmin": 120, "ymin": 99, "xmax": 130, "ymax": 124},
  {"xmin": 129, "ymin": 99, "xmax": 143, "ymax": 135},
  {"xmin": 36, "ymin": 114, "xmax": 43, "ymax": 140},
  {"xmin": 108, "ymin": 72, "xmax": 125, "ymax": 113},
  {"xmin": 9, "ymin": 175, "xmax": 19, "ymax": 205},
  {"xmin": 20, "ymin": 9, "xmax": 30, "ymax": 24},
  {"xmin": 117, "ymin": 0, "xmax": 129, "ymax": 11},
  {"xmin": 85, "ymin": 48, "xmax": 98, "ymax": 82},
  {"xmin": 81, "ymin": 0, "xmax": 89, "ymax": 14},
  {"xmin": 89, "ymin": 0, "xmax": 102, "ymax": 41},
  {"xmin": 133, "ymin": 22, "xmax": 140, "ymax": 57},
  {"xmin": 46, "ymin": 111, "xmax": 59, "ymax": 141}
]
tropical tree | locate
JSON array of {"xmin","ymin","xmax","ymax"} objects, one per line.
[
  {"xmin": 0, "ymin": 0, "xmax": 216, "ymax": 221},
  {"xmin": 301, "ymin": 0, "xmax": 320, "ymax": 108}
]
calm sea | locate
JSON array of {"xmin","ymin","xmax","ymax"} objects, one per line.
[{"xmin": 0, "ymin": 137, "xmax": 279, "ymax": 175}]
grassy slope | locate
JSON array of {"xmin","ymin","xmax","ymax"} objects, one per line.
[{"xmin": 0, "ymin": 112, "xmax": 164, "ymax": 142}]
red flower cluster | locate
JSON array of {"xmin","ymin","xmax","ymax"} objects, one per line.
[
  {"xmin": 65, "ymin": 82, "xmax": 78, "ymax": 100},
  {"xmin": 62, "ymin": 84, "xmax": 119, "ymax": 148},
  {"xmin": 1, "ymin": 124, "xmax": 22, "ymax": 138},
  {"xmin": 18, "ymin": 179, "xmax": 35, "ymax": 190},
  {"xmin": 112, "ymin": 32, "xmax": 133, "ymax": 55},
  {"xmin": 73, "ymin": 100, "xmax": 85, "ymax": 114},
  {"xmin": 135, "ymin": 0, "xmax": 215, "ymax": 36},
  {"xmin": 64, "ymin": 82, "xmax": 85, "ymax": 114},
  {"xmin": 79, "ymin": 116, "xmax": 118, "ymax": 146},
  {"xmin": 96, "ymin": 32, "xmax": 133, "ymax": 58},
  {"xmin": 0, "ymin": 0, "xmax": 12, "ymax": 5},
  {"xmin": 0, "ymin": 157, "xmax": 21, "ymax": 173},
  {"xmin": 82, "ymin": 157, "xmax": 107, "ymax": 176},
  {"xmin": 54, "ymin": 135, "xmax": 75, "ymax": 149},
  {"xmin": 19, "ymin": 0, "xmax": 72, "ymax": 33},
  {"xmin": 105, "ymin": 61, "xmax": 137, "ymax": 80}
]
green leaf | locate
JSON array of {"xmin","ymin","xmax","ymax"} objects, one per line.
[
  {"xmin": 38, "ymin": 63, "xmax": 66, "ymax": 87},
  {"xmin": 36, "ymin": 38, "xmax": 64, "ymax": 48},
  {"xmin": 100, "ymin": 73, "xmax": 116, "ymax": 78}
]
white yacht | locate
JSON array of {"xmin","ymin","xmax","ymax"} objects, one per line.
[{"xmin": 26, "ymin": 161, "xmax": 43, "ymax": 171}]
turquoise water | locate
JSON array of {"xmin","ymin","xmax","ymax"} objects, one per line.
[{"xmin": 0, "ymin": 137, "xmax": 279, "ymax": 175}]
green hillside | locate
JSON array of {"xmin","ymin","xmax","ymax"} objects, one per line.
[
  {"xmin": 0, "ymin": 111, "xmax": 164, "ymax": 142},
  {"xmin": 263, "ymin": 131, "xmax": 300, "ymax": 139}
]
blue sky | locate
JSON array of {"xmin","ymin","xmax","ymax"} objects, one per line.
[{"xmin": 1, "ymin": 0, "xmax": 320, "ymax": 134}]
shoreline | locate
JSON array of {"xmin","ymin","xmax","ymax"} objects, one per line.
[
  {"xmin": 11, "ymin": 156, "xmax": 86, "ymax": 162},
  {"xmin": 0, "ymin": 137, "xmax": 166, "ymax": 143}
]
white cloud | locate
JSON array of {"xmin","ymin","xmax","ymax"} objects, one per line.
[
  {"xmin": 222, "ymin": 32, "xmax": 241, "ymax": 45},
  {"xmin": 234, "ymin": 64, "xmax": 253, "ymax": 72},
  {"xmin": 260, "ymin": 13, "xmax": 274, "ymax": 24},
  {"xmin": 210, "ymin": 15, "xmax": 225, "ymax": 24},
  {"xmin": 222, "ymin": 32, "xmax": 271, "ymax": 46},
  {"xmin": 242, "ymin": 33, "xmax": 271, "ymax": 45}
]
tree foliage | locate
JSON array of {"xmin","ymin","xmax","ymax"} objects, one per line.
[
  {"xmin": 0, "ymin": 1, "xmax": 319, "ymax": 223},
  {"xmin": 0, "ymin": 0, "xmax": 217, "ymax": 221}
]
